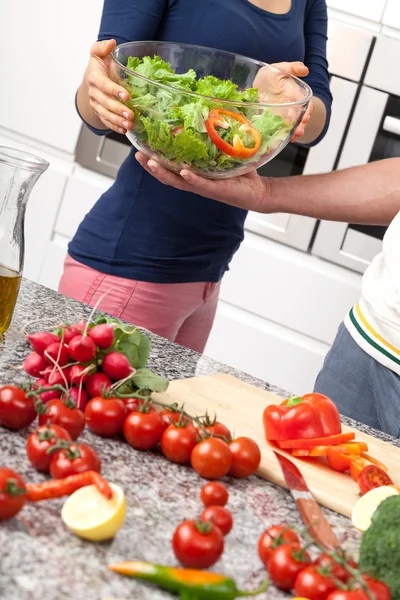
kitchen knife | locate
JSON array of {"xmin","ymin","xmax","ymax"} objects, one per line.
[{"xmin": 273, "ymin": 450, "xmax": 340, "ymax": 550}]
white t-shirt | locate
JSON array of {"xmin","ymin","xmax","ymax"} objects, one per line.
[{"xmin": 345, "ymin": 211, "xmax": 400, "ymax": 374}]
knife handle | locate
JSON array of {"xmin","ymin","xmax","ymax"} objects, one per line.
[{"xmin": 296, "ymin": 498, "xmax": 340, "ymax": 550}]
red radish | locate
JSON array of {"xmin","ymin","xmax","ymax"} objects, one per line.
[
  {"xmin": 23, "ymin": 352, "xmax": 47, "ymax": 378},
  {"xmin": 62, "ymin": 326, "xmax": 82, "ymax": 344},
  {"xmin": 34, "ymin": 378, "xmax": 62, "ymax": 403},
  {"xmin": 73, "ymin": 320, "xmax": 86, "ymax": 331},
  {"xmin": 44, "ymin": 342, "xmax": 69, "ymax": 367},
  {"xmin": 27, "ymin": 332, "xmax": 60, "ymax": 357},
  {"xmin": 101, "ymin": 352, "xmax": 131, "ymax": 381},
  {"xmin": 68, "ymin": 335, "xmax": 96, "ymax": 362},
  {"xmin": 64, "ymin": 387, "xmax": 89, "ymax": 411},
  {"xmin": 89, "ymin": 324, "xmax": 114, "ymax": 349},
  {"xmin": 84, "ymin": 372, "xmax": 112, "ymax": 398},
  {"xmin": 70, "ymin": 364, "xmax": 92, "ymax": 386},
  {"xmin": 42, "ymin": 366, "xmax": 71, "ymax": 386}
]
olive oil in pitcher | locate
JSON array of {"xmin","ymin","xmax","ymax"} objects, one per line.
[{"xmin": 0, "ymin": 265, "xmax": 22, "ymax": 334}]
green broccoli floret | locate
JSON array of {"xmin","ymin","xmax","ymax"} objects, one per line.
[{"xmin": 359, "ymin": 495, "xmax": 400, "ymax": 600}]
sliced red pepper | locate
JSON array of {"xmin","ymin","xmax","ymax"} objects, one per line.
[
  {"xmin": 291, "ymin": 441, "xmax": 368, "ymax": 458},
  {"xmin": 349, "ymin": 456, "xmax": 368, "ymax": 481},
  {"xmin": 360, "ymin": 452, "xmax": 389, "ymax": 472},
  {"xmin": 327, "ymin": 449, "xmax": 353, "ymax": 472},
  {"xmin": 205, "ymin": 109, "xmax": 261, "ymax": 159},
  {"xmin": 278, "ymin": 432, "xmax": 355, "ymax": 450}
]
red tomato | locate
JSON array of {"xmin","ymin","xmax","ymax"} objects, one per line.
[
  {"xmin": 0, "ymin": 468, "xmax": 27, "ymax": 520},
  {"xmin": 315, "ymin": 553, "xmax": 357, "ymax": 584},
  {"xmin": 0, "ymin": 385, "xmax": 36, "ymax": 430},
  {"xmin": 327, "ymin": 577, "xmax": 391, "ymax": 600},
  {"xmin": 49, "ymin": 443, "xmax": 101, "ymax": 479},
  {"xmin": 161, "ymin": 423, "xmax": 198, "ymax": 464},
  {"xmin": 172, "ymin": 519, "xmax": 224, "ymax": 569},
  {"xmin": 267, "ymin": 542, "xmax": 311, "ymax": 591},
  {"xmin": 200, "ymin": 505, "xmax": 233, "ymax": 536},
  {"xmin": 294, "ymin": 565, "xmax": 337, "ymax": 600},
  {"xmin": 85, "ymin": 397, "xmax": 127, "ymax": 437},
  {"xmin": 200, "ymin": 482, "xmax": 229, "ymax": 507},
  {"xmin": 258, "ymin": 525, "xmax": 300, "ymax": 567},
  {"xmin": 228, "ymin": 437, "xmax": 261, "ymax": 478},
  {"xmin": 26, "ymin": 424, "xmax": 72, "ymax": 472},
  {"xmin": 38, "ymin": 399, "xmax": 85, "ymax": 440},
  {"xmin": 123, "ymin": 410, "xmax": 164, "ymax": 450},
  {"xmin": 358, "ymin": 465, "xmax": 393, "ymax": 495},
  {"xmin": 190, "ymin": 438, "xmax": 232, "ymax": 480},
  {"xmin": 160, "ymin": 409, "xmax": 190, "ymax": 430},
  {"xmin": 122, "ymin": 397, "xmax": 156, "ymax": 414},
  {"xmin": 201, "ymin": 420, "xmax": 231, "ymax": 441}
]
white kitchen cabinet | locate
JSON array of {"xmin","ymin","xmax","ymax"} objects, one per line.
[
  {"xmin": 220, "ymin": 232, "xmax": 362, "ymax": 346},
  {"xmin": 204, "ymin": 301, "xmax": 329, "ymax": 395},
  {"xmin": 38, "ymin": 235, "xmax": 70, "ymax": 293},
  {"xmin": 326, "ymin": 0, "xmax": 387, "ymax": 23},
  {"xmin": 382, "ymin": 0, "xmax": 400, "ymax": 30},
  {"xmin": 0, "ymin": 0, "xmax": 103, "ymax": 155}
]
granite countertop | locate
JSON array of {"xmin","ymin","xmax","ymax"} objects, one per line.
[{"xmin": 1, "ymin": 280, "xmax": 398, "ymax": 600}]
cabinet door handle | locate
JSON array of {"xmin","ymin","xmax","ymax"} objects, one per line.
[{"xmin": 383, "ymin": 116, "xmax": 400, "ymax": 136}]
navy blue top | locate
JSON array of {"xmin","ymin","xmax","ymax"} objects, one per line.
[{"xmin": 70, "ymin": 0, "xmax": 332, "ymax": 283}]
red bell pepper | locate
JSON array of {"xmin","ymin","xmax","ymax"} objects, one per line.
[
  {"xmin": 263, "ymin": 393, "xmax": 342, "ymax": 443},
  {"xmin": 205, "ymin": 109, "xmax": 262, "ymax": 159},
  {"xmin": 277, "ymin": 432, "xmax": 355, "ymax": 450}
]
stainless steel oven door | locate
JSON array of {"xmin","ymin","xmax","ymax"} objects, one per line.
[
  {"xmin": 245, "ymin": 76, "xmax": 359, "ymax": 250},
  {"xmin": 75, "ymin": 127, "xmax": 132, "ymax": 179}
]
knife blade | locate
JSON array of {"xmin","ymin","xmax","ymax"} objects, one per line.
[{"xmin": 273, "ymin": 450, "xmax": 340, "ymax": 550}]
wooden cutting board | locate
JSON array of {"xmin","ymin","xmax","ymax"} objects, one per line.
[{"xmin": 155, "ymin": 374, "xmax": 400, "ymax": 518}]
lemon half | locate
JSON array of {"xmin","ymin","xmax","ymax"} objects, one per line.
[
  {"xmin": 61, "ymin": 483, "xmax": 126, "ymax": 542},
  {"xmin": 351, "ymin": 485, "xmax": 399, "ymax": 532}
]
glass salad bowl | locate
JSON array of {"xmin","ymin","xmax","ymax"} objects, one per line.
[{"xmin": 111, "ymin": 41, "xmax": 313, "ymax": 180}]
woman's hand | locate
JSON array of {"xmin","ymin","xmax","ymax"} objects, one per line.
[
  {"xmin": 135, "ymin": 152, "xmax": 270, "ymax": 213},
  {"xmin": 83, "ymin": 39, "xmax": 134, "ymax": 134},
  {"xmin": 259, "ymin": 61, "xmax": 313, "ymax": 143}
]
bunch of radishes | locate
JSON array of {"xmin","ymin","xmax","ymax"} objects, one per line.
[{"xmin": 23, "ymin": 320, "xmax": 134, "ymax": 412}]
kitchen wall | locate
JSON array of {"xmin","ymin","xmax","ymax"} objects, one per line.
[{"xmin": 0, "ymin": 0, "xmax": 398, "ymax": 395}]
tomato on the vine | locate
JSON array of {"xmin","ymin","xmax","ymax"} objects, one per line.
[
  {"xmin": 228, "ymin": 437, "xmax": 261, "ymax": 478},
  {"xmin": 0, "ymin": 468, "xmax": 27, "ymax": 520},
  {"xmin": 327, "ymin": 576, "xmax": 391, "ymax": 600},
  {"xmin": 0, "ymin": 385, "xmax": 36, "ymax": 430},
  {"xmin": 200, "ymin": 482, "xmax": 229, "ymax": 507},
  {"xmin": 200, "ymin": 418, "xmax": 231, "ymax": 442},
  {"xmin": 161, "ymin": 422, "xmax": 198, "ymax": 464},
  {"xmin": 172, "ymin": 519, "xmax": 224, "ymax": 569},
  {"xmin": 26, "ymin": 424, "xmax": 71, "ymax": 472},
  {"xmin": 49, "ymin": 443, "xmax": 101, "ymax": 479},
  {"xmin": 191, "ymin": 438, "xmax": 232, "ymax": 480},
  {"xmin": 85, "ymin": 397, "xmax": 127, "ymax": 437},
  {"xmin": 38, "ymin": 399, "xmax": 85, "ymax": 440},
  {"xmin": 160, "ymin": 409, "xmax": 191, "ymax": 430},
  {"xmin": 267, "ymin": 542, "xmax": 311, "ymax": 591},
  {"xmin": 294, "ymin": 565, "xmax": 337, "ymax": 600},
  {"xmin": 200, "ymin": 505, "xmax": 233, "ymax": 536},
  {"xmin": 358, "ymin": 465, "xmax": 393, "ymax": 496},
  {"xmin": 123, "ymin": 409, "xmax": 164, "ymax": 450},
  {"xmin": 315, "ymin": 553, "xmax": 357, "ymax": 583},
  {"xmin": 258, "ymin": 524, "xmax": 300, "ymax": 566}
]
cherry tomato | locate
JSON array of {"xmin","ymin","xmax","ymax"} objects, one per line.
[
  {"xmin": 123, "ymin": 410, "xmax": 164, "ymax": 450},
  {"xmin": 0, "ymin": 385, "xmax": 36, "ymax": 430},
  {"xmin": 294, "ymin": 565, "xmax": 337, "ymax": 600},
  {"xmin": 228, "ymin": 437, "xmax": 261, "ymax": 478},
  {"xmin": 327, "ymin": 577, "xmax": 391, "ymax": 600},
  {"xmin": 172, "ymin": 519, "xmax": 224, "ymax": 569},
  {"xmin": 161, "ymin": 423, "xmax": 198, "ymax": 464},
  {"xmin": 160, "ymin": 409, "xmax": 190, "ymax": 430},
  {"xmin": 0, "ymin": 468, "xmax": 26, "ymax": 520},
  {"xmin": 201, "ymin": 420, "xmax": 231, "ymax": 441},
  {"xmin": 200, "ymin": 482, "xmax": 229, "ymax": 507},
  {"xmin": 258, "ymin": 525, "xmax": 300, "ymax": 567},
  {"xmin": 200, "ymin": 505, "xmax": 233, "ymax": 536},
  {"xmin": 85, "ymin": 397, "xmax": 127, "ymax": 437},
  {"xmin": 315, "ymin": 553, "xmax": 357, "ymax": 584},
  {"xmin": 191, "ymin": 438, "xmax": 232, "ymax": 480},
  {"xmin": 122, "ymin": 397, "xmax": 156, "ymax": 414},
  {"xmin": 267, "ymin": 543, "xmax": 311, "ymax": 591},
  {"xmin": 38, "ymin": 399, "xmax": 85, "ymax": 440},
  {"xmin": 49, "ymin": 443, "xmax": 101, "ymax": 479},
  {"xmin": 26, "ymin": 424, "xmax": 72, "ymax": 472},
  {"xmin": 358, "ymin": 465, "xmax": 393, "ymax": 496}
]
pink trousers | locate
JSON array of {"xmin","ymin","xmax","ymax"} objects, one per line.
[{"xmin": 58, "ymin": 255, "xmax": 221, "ymax": 353}]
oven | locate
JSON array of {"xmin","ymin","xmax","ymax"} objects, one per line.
[{"xmin": 311, "ymin": 34, "xmax": 400, "ymax": 272}]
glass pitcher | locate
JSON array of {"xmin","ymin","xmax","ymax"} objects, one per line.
[{"xmin": 0, "ymin": 146, "xmax": 49, "ymax": 334}]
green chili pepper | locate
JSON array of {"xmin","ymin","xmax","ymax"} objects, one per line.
[{"xmin": 109, "ymin": 560, "xmax": 269, "ymax": 599}]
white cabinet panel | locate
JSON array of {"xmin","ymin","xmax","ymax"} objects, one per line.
[
  {"xmin": 326, "ymin": 0, "xmax": 386, "ymax": 23},
  {"xmin": 327, "ymin": 21, "xmax": 373, "ymax": 81},
  {"xmin": 55, "ymin": 167, "xmax": 114, "ymax": 239},
  {"xmin": 382, "ymin": 0, "xmax": 400, "ymax": 29},
  {"xmin": 0, "ymin": 0, "xmax": 103, "ymax": 154},
  {"xmin": 38, "ymin": 236, "xmax": 69, "ymax": 292},
  {"xmin": 204, "ymin": 302, "xmax": 329, "ymax": 395},
  {"xmin": 220, "ymin": 233, "xmax": 362, "ymax": 345},
  {"xmin": 365, "ymin": 36, "xmax": 400, "ymax": 96}
]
